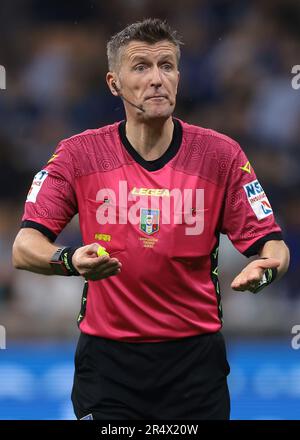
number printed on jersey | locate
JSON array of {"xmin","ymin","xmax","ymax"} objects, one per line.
[
  {"xmin": 243, "ymin": 179, "xmax": 273, "ymax": 220},
  {"xmin": 26, "ymin": 170, "xmax": 48, "ymax": 203}
]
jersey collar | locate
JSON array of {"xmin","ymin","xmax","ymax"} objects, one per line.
[{"xmin": 118, "ymin": 118, "xmax": 182, "ymax": 171}]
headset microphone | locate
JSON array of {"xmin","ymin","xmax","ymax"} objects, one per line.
[{"xmin": 112, "ymin": 81, "xmax": 145, "ymax": 113}]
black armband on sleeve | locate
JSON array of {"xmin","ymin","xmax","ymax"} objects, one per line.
[{"xmin": 21, "ymin": 220, "xmax": 57, "ymax": 242}]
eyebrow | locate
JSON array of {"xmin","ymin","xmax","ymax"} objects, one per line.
[
  {"xmin": 130, "ymin": 56, "xmax": 147, "ymax": 64},
  {"xmin": 130, "ymin": 53, "xmax": 176, "ymax": 64}
]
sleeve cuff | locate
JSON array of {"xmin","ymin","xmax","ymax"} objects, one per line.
[
  {"xmin": 243, "ymin": 231, "xmax": 283, "ymax": 257},
  {"xmin": 21, "ymin": 220, "xmax": 57, "ymax": 242}
]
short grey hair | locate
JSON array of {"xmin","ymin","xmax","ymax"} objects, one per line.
[{"xmin": 107, "ymin": 18, "xmax": 183, "ymax": 71}]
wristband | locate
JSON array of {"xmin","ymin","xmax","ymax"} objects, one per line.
[
  {"xmin": 50, "ymin": 247, "xmax": 80, "ymax": 276},
  {"xmin": 252, "ymin": 258, "xmax": 278, "ymax": 294}
]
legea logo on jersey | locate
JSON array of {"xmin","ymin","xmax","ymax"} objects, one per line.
[
  {"xmin": 132, "ymin": 187, "xmax": 170, "ymax": 197},
  {"xmin": 93, "ymin": 181, "xmax": 205, "ymax": 235},
  {"xmin": 243, "ymin": 179, "xmax": 273, "ymax": 220}
]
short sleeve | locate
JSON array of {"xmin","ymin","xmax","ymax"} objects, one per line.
[
  {"xmin": 220, "ymin": 146, "xmax": 282, "ymax": 256},
  {"xmin": 21, "ymin": 140, "xmax": 78, "ymax": 241}
]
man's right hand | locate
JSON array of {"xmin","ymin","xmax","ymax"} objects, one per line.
[{"xmin": 72, "ymin": 243, "xmax": 122, "ymax": 281}]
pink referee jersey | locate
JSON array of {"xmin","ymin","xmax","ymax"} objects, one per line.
[{"xmin": 22, "ymin": 119, "xmax": 282, "ymax": 342}]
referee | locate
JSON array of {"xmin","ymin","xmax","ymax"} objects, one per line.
[{"xmin": 12, "ymin": 19, "xmax": 290, "ymax": 420}]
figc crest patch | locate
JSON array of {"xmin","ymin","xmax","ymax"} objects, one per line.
[{"xmin": 140, "ymin": 208, "xmax": 160, "ymax": 235}]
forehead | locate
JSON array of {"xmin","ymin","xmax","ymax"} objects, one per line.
[{"xmin": 121, "ymin": 40, "xmax": 177, "ymax": 63}]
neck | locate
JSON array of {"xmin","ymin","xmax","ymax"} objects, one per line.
[{"xmin": 125, "ymin": 117, "xmax": 174, "ymax": 161}]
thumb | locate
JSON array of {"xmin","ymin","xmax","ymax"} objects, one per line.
[
  {"xmin": 255, "ymin": 257, "xmax": 280, "ymax": 270},
  {"xmin": 85, "ymin": 242, "xmax": 102, "ymax": 256}
]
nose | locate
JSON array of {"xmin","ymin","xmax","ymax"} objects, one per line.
[{"xmin": 150, "ymin": 65, "xmax": 163, "ymax": 88}]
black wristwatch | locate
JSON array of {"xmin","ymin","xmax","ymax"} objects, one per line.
[{"xmin": 50, "ymin": 247, "xmax": 80, "ymax": 276}]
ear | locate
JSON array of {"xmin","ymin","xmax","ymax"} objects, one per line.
[
  {"xmin": 106, "ymin": 72, "xmax": 118, "ymax": 96},
  {"xmin": 175, "ymin": 70, "xmax": 180, "ymax": 94}
]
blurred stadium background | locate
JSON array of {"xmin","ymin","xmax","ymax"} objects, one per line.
[{"xmin": 0, "ymin": 0, "xmax": 300, "ymax": 420}]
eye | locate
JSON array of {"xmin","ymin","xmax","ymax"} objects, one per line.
[
  {"xmin": 134, "ymin": 64, "xmax": 147, "ymax": 72},
  {"xmin": 161, "ymin": 63, "xmax": 173, "ymax": 71}
]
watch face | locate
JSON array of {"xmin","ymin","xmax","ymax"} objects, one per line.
[{"xmin": 51, "ymin": 248, "xmax": 64, "ymax": 262}]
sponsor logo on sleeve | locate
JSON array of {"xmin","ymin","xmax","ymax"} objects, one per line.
[
  {"xmin": 26, "ymin": 170, "xmax": 48, "ymax": 203},
  {"xmin": 243, "ymin": 179, "xmax": 273, "ymax": 220}
]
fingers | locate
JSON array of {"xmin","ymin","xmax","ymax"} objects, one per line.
[
  {"xmin": 231, "ymin": 258, "xmax": 280, "ymax": 292},
  {"xmin": 231, "ymin": 276, "xmax": 249, "ymax": 291},
  {"xmin": 254, "ymin": 257, "xmax": 281, "ymax": 269},
  {"xmin": 88, "ymin": 260, "xmax": 121, "ymax": 279},
  {"xmin": 72, "ymin": 244, "xmax": 122, "ymax": 280},
  {"xmin": 84, "ymin": 242, "xmax": 103, "ymax": 256},
  {"xmin": 83, "ymin": 258, "xmax": 122, "ymax": 280},
  {"xmin": 84, "ymin": 255, "xmax": 110, "ymax": 268},
  {"xmin": 83, "ymin": 262, "xmax": 122, "ymax": 280},
  {"xmin": 231, "ymin": 280, "xmax": 258, "ymax": 292},
  {"xmin": 231, "ymin": 270, "xmax": 264, "ymax": 292}
]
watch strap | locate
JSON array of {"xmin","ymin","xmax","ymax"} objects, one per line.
[{"xmin": 50, "ymin": 247, "xmax": 80, "ymax": 276}]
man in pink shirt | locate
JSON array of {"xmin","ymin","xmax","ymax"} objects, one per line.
[{"xmin": 13, "ymin": 18, "xmax": 290, "ymax": 420}]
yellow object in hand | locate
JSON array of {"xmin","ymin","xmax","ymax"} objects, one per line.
[{"xmin": 97, "ymin": 245, "xmax": 109, "ymax": 257}]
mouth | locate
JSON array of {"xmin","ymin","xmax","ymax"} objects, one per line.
[{"xmin": 145, "ymin": 95, "xmax": 168, "ymax": 101}]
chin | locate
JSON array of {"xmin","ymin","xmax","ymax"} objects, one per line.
[
  {"xmin": 145, "ymin": 107, "xmax": 174, "ymax": 120},
  {"xmin": 143, "ymin": 114, "xmax": 171, "ymax": 123}
]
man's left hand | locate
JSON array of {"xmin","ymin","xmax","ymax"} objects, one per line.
[{"xmin": 231, "ymin": 258, "xmax": 280, "ymax": 293}]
